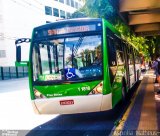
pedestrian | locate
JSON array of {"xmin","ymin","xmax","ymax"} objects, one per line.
[
  {"xmin": 149, "ymin": 61, "xmax": 152, "ymax": 70},
  {"xmin": 152, "ymin": 54, "xmax": 160, "ymax": 93},
  {"xmin": 140, "ymin": 56, "xmax": 146, "ymax": 73}
]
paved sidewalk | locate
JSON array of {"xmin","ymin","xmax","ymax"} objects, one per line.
[{"xmin": 113, "ymin": 70, "xmax": 160, "ymax": 135}]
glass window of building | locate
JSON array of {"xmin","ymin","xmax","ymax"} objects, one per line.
[
  {"xmin": 66, "ymin": 0, "xmax": 70, "ymax": 6},
  {"xmin": 0, "ymin": 50, "xmax": 6, "ymax": 58},
  {"xmin": 59, "ymin": 0, "xmax": 64, "ymax": 3},
  {"xmin": 75, "ymin": 2, "xmax": 78, "ymax": 9},
  {"xmin": 45, "ymin": 6, "xmax": 52, "ymax": 15},
  {"xmin": 53, "ymin": 8, "xmax": 59, "ymax": 17},
  {"xmin": 71, "ymin": 0, "xmax": 74, "ymax": 7},
  {"xmin": 78, "ymin": 3, "xmax": 82, "ymax": 9},
  {"xmin": 60, "ymin": 10, "xmax": 65, "ymax": 18},
  {"xmin": 66, "ymin": 12, "xmax": 71, "ymax": 18}
]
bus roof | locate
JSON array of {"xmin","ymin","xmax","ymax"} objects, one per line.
[
  {"xmin": 34, "ymin": 18, "xmax": 102, "ymax": 30},
  {"xmin": 33, "ymin": 18, "xmax": 121, "ymax": 41}
]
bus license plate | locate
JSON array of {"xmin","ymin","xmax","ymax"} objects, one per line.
[{"xmin": 60, "ymin": 100, "xmax": 74, "ymax": 105}]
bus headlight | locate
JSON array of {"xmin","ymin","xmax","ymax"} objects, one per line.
[
  {"xmin": 90, "ymin": 82, "xmax": 103, "ymax": 94},
  {"xmin": 96, "ymin": 86, "xmax": 103, "ymax": 93},
  {"xmin": 34, "ymin": 89, "xmax": 46, "ymax": 99}
]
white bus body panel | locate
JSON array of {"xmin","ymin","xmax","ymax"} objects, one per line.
[
  {"xmin": 101, "ymin": 93, "xmax": 112, "ymax": 111},
  {"xmin": 32, "ymin": 93, "xmax": 112, "ymax": 114}
]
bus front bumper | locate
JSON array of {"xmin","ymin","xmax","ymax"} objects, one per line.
[{"xmin": 32, "ymin": 93, "xmax": 112, "ymax": 114}]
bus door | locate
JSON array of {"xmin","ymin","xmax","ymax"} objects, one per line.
[
  {"xmin": 107, "ymin": 30, "xmax": 125, "ymax": 105},
  {"xmin": 134, "ymin": 52, "xmax": 141, "ymax": 81},
  {"xmin": 123, "ymin": 42, "xmax": 130, "ymax": 89},
  {"xmin": 128, "ymin": 47, "xmax": 136, "ymax": 87},
  {"xmin": 132, "ymin": 50, "xmax": 137, "ymax": 82}
]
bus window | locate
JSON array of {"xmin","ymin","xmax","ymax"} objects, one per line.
[
  {"xmin": 107, "ymin": 36, "xmax": 117, "ymax": 84},
  {"xmin": 50, "ymin": 42, "xmax": 63, "ymax": 73},
  {"xmin": 32, "ymin": 35, "xmax": 103, "ymax": 82},
  {"xmin": 108, "ymin": 38, "xmax": 117, "ymax": 66},
  {"xmin": 129, "ymin": 54, "xmax": 134, "ymax": 65},
  {"xmin": 128, "ymin": 47, "xmax": 134, "ymax": 65},
  {"xmin": 114, "ymin": 37, "xmax": 124, "ymax": 65},
  {"xmin": 135, "ymin": 53, "xmax": 141, "ymax": 64},
  {"xmin": 117, "ymin": 51, "xmax": 124, "ymax": 65},
  {"xmin": 32, "ymin": 46, "xmax": 41, "ymax": 81},
  {"xmin": 39, "ymin": 44, "xmax": 50, "ymax": 74}
]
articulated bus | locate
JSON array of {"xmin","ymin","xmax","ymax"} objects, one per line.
[{"xmin": 15, "ymin": 18, "xmax": 141, "ymax": 114}]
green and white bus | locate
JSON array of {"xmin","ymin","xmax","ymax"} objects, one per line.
[{"xmin": 15, "ymin": 18, "xmax": 141, "ymax": 114}]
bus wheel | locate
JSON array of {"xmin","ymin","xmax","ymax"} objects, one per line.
[
  {"xmin": 137, "ymin": 70, "xmax": 139, "ymax": 81},
  {"xmin": 122, "ymin": 83, "xmax": 127, "ymax": 102}
]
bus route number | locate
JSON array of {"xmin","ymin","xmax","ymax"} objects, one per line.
[{"xmin": 78, "ymin": 86, "xmax": 90, "ymax": 92}]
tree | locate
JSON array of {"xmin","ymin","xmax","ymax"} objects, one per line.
[
  {"xmin": 71, "ymin": 11, "xmax": 87, "ymax": 18},
  {"xmin": 81, "ymin": 0, "xmax": 117, "ymax": 19},
  {"xmin": 72, "ymin": 0, "xmax": 160, "ymax": 60},
  {"xmin": 146, "ymin": 36, "xmax": 160, "ymax": 60}
]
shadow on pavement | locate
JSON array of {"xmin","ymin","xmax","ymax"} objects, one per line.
[{"xmin": 26, "ymin": 103, "xmax": 129, "ymax": 136}]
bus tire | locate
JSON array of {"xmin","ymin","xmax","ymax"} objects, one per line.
[
  {"xmin": 137, "ymin": 70, "xmax": 139, "ymax": 81},
  {"xmin": 122, "ymin": 79, "xmax": 127, "ymax": 102}
]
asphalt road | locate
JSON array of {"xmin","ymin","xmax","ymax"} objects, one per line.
[{"xmin": 0, "ymin": 78, "xmax": 139, "ymax": 136}]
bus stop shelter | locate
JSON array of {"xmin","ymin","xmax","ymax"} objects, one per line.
[{"xmin": 119, "ymin": 0, "xmax": 160, "ymax": 36}]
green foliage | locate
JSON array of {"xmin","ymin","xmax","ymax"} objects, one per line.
[
  {"xmin": 79, "ymin": 0, "xmax": 115, "ymax": 19},
  {"xmin": 71, "ymin": 11, "xmax": 87, "ymax": 18},
  {"xmin": 114, "ymin": 20, "xmax": 150, "ymax": 57},
  {"xmin": 115, "ymin": 20, "xmax": 160, "ymax": 60},
  {"xmin": 146, "ymin": 36, "xmax": 160, "ymax": 60}
]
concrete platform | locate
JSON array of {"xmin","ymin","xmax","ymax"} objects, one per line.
[{"xmin": 113, "ymin": 70, "xmax": 160, "ymax": 135}]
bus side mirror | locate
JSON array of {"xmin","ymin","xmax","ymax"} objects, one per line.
[
  {"xmin": 16, "ymin": 45, "xmax": 21, "ymax": 62},
  {"xmin": 15, "ymin": 38, "xmax": 31, "ymax": 67}
]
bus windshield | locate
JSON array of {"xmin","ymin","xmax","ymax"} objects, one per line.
[{"xmin": 32, "ymin": 34, "xmax": 102, "ymax": 83}]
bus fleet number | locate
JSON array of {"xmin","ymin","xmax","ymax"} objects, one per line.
[{"xmin": 78, "ymin": 86, "xmax": 90, "ymax": 92}]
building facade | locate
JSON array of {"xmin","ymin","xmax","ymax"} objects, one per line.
[{"xmin": 0, "ymin": 0, "xmax": 83, "ymax": 66}]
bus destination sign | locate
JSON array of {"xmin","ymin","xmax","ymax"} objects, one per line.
[{"xmin": 48, "ymin": 25, "xmax": 96, "ymax": 36}]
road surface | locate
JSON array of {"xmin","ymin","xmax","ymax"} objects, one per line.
[
  {"xmin": 0, "ymin": 77, "xmax": 139, "ymax": 136},
  {"xmin": 0, "ymin": 78, "xmax": 57, "ymax": 131}
]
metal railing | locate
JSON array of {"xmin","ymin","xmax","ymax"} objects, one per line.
[{"xmin": 0, "ymin": 66, "xmax": 28, "ymax": 80}]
